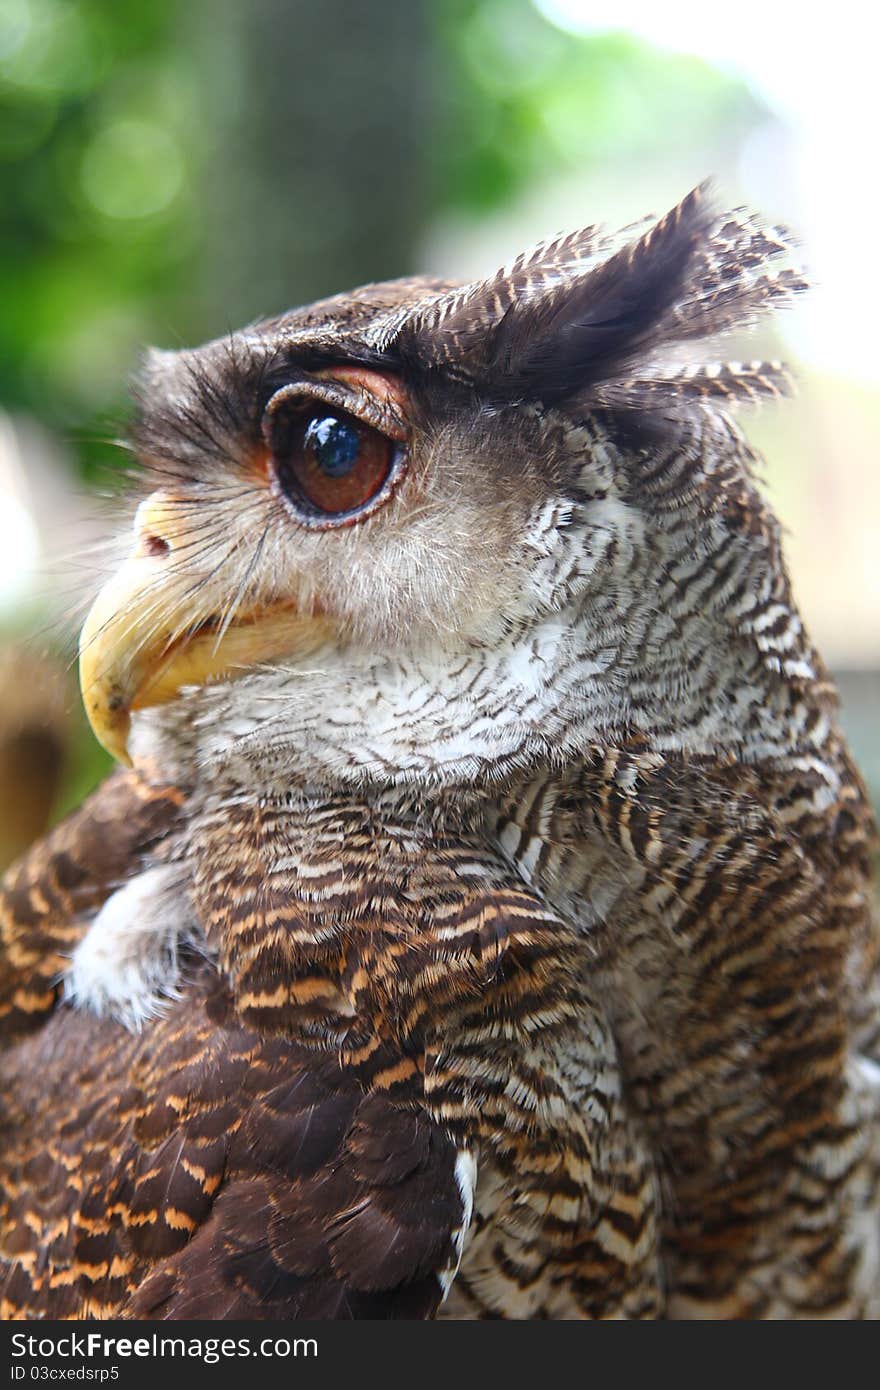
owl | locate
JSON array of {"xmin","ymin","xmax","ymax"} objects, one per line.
[{"xmin": 1, "ymin": 186, "xmax": 878, "ymax": 1319}]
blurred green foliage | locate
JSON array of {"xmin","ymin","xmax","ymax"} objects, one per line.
[
  {"xmin": 0, "ymin": 0, "xmax": 203, "ymax": 479},
  {"xmin": 431, "ymin": 0, "xmax": 761, "ymax": 214}
]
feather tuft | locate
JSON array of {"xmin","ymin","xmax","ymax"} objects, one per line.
[{"xmin": 397, "ymin": 185, "xmax": 808, "ymax": 412}]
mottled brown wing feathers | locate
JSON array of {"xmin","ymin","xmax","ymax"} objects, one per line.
[{"xmin": 0, "ymin": 976, "xmax": 467, "ymax": 1320}]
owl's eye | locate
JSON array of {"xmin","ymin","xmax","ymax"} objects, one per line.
[{"xmin": 272, "ymin": 409, "xmax": 396, "ymax": 524}]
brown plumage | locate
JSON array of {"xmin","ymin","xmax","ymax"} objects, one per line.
[{"xmin": 1, "ymin": 187, "xmax": 877, "ymax": 1318}]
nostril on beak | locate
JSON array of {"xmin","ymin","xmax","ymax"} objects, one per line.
[
  {"xmin": 143, "ymin": 533, "xmax": 171, "ymax": 558},
  {"xmin": 133, "ymin": 492, "xmax": 180, "ymax": 558}
]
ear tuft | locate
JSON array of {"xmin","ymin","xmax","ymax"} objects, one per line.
[
  {"xmin": 397, "ymin": 184, "xmax": 807, "ymax": 411},
  {"xmin": 591, "ymin": 359, "xmax": 796, "ymax": 412},
  {"xmin": 488, "ymin": 183, "xmax": 713, "ymax": 403}
]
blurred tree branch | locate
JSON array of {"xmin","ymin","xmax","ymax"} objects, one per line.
[{"xmin": 191, "ymin": 0, "xmax": 432, "ymax": 327}]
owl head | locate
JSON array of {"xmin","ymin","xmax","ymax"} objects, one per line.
[{"xmin": 80, "ymin": 185, "xmax": 812, "ymax": 796}]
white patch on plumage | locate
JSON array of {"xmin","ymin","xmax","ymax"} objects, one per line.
[
  {"xmin": 438, "ymin": 1148, "xmax": 477, "ymax": 1299},
  {"xmin": 856, "ymin": 1056, "xmax": 880, "ymax": 1093},
  {"xmin": 65, "ymin": 864, "xmax": 199, "ymax": 1032}
]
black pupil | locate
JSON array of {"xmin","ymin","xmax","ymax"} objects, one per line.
[{"xmin": 305, "ymin": 415, "xmax": 361, "ymax": 477}]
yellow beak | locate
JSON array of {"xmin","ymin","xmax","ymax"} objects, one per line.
[{"xmin": 79, "ymin": 492, "xmax": 330, "ymax": 765}]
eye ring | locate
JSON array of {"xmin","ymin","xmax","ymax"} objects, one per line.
[{"xmin": 263, "ymin": 384, "xmax": 408, "ymax": 530}]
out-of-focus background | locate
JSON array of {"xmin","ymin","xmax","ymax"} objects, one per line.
[{"xmin": 0, "ymin": 0, "xmax": 876, "ymax": 867}]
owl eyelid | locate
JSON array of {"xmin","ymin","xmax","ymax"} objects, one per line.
[{"xmin": 262, "ymin": 377, "xmax": 408, "ymax": 445}]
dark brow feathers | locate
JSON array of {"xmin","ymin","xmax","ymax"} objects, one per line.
[
  {"xmin": 128, "ymin": 335, "xmax": 401, "ymax": 487},
  {"xmin": 396, "ymin": 184, "xmax": 807, "ymax": 411},
  {"xmin": 128, "ymin": 339, "xmax": 283, "ymax": 476}
]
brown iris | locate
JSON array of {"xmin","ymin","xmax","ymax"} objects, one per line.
[{"xmin": 273, "ymin": 408, "xmax": 395, "ymax": 522}]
